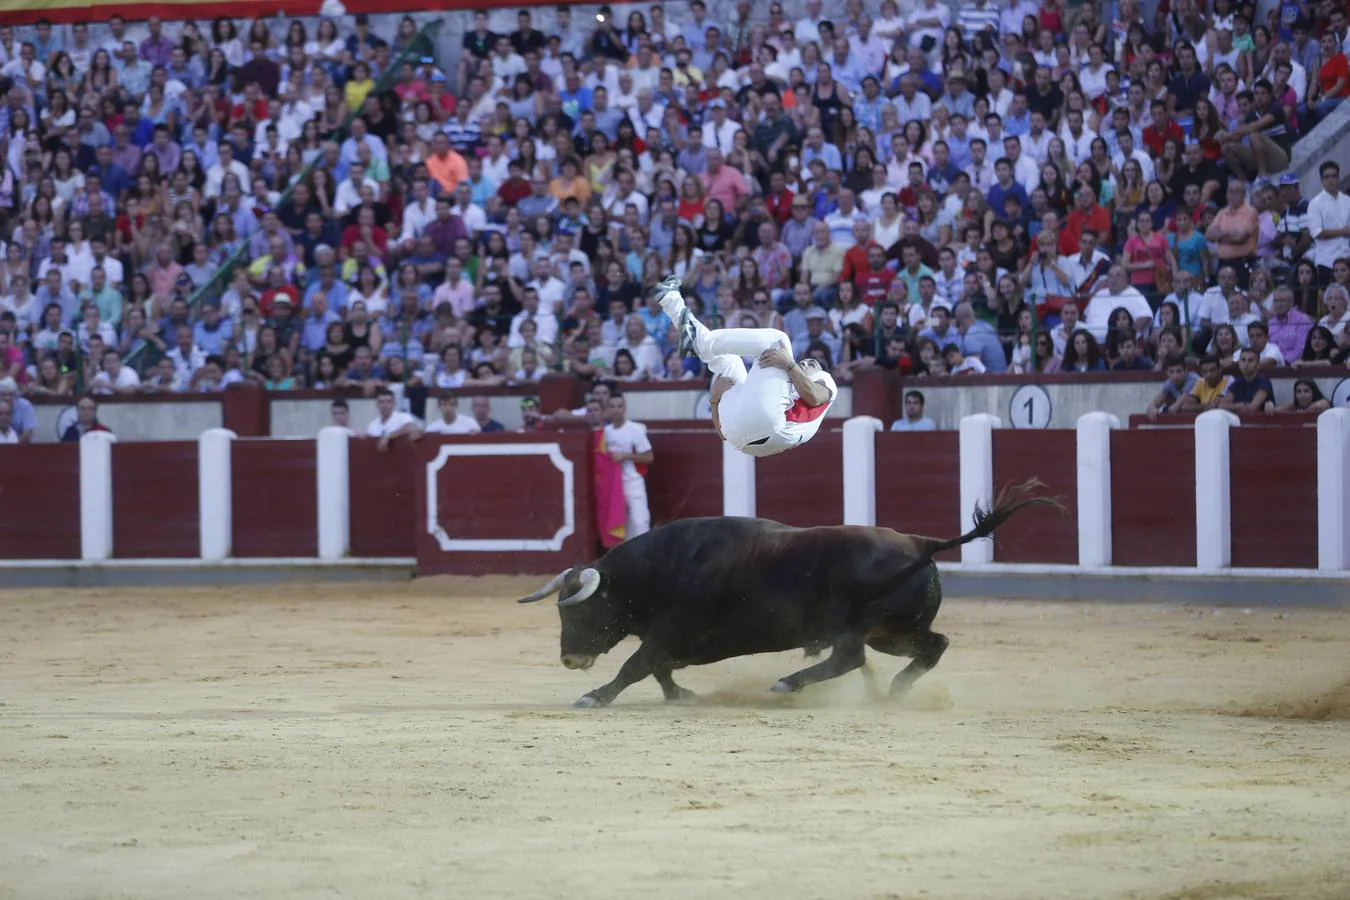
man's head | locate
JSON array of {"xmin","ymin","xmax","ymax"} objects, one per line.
[
  {"xmin": 1198, "ymin": 354, "xmax": 1223, "ymax": 385},
  {"xmin": 903, "ymin": 390, "xmax": 925, "ymax": 421},
  {"xmin": 1237, "ymin": 346, "xmax": 1259, "ymax": 378},
  {"xmin": 331, "ymin": 398, "xmax": 350, "ymax": 428},
  {"xmin": 438, "ymin": 391, "xmax": 460, "ymax": 421},
  {"xmin": 375, "ymin": 386, "xmax": 396, "ymax": 419}
]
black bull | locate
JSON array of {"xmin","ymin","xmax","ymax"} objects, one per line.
[{"xmin": 519, "ymin": 480, "xmax": 1060, "ymax": 708}]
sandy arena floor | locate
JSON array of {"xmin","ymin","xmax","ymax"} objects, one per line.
[{"xmin": 2, "ymin": 579, "xmax": 1349, "ymax": 900}]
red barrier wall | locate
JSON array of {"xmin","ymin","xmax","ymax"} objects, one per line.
[
  {"xmin": 348, "ymin": 439, "xmax": 418, "ymax": 558},
  {"xmin": 0, "ymin": 444, "xmax": 80, "ymax": 559},
  {"xmin": 112, "ymin": 441, "xmax": 198, "ymax": 558},
  {"xmin": 756, "ymin": 431, "xmax": 844, "ymax": 527},
  {"xmin": 875, "ymin": 431, "xmax": 961, "ymax": 561},
  {"xmin": 1110, "ymin": 429, "xmax": 1197, "ymax": 567},
  {"xmin": 415, "ymin": 433, "xmax": 596, "ymax": 576},
  {"xmin": 231, "ymin": 439, "xmax": 318, "ymax": 558},
  {"xmin": 991, "ymin": 430, "xmax": 1079, "ymax": 564},
  {"xmin": 645, "ymin": 431, "xmax": 723, "ymax": 525},
  {"xmin": 1230, "ymin": 428, "xmax": 1320, "ymax": 569}
]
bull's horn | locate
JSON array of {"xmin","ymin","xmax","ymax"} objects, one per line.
[
  {"xmin": 557, "ymin": 568, "xmax": 601, "ymax": 607},
  {"xmin": 517, "ymin": 569, "xmax": 570, "ymax": 604}
]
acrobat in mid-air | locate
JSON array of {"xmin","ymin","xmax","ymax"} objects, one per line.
[{"xmin": 658, "ymin": 276, "xmax": 837, "ymax": 458}]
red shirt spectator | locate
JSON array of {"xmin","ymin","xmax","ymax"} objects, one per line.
[
  {"xmin": 765, "ymin": 184, "xmax": 794, "ymax": 225},
  {"xmin": 1064, "ymin": 188, "xmax": 1113, "ymax": 255},
  {"xmin": 1143, "ymin": 104, "xmax": 1185, "ymax": 157},
  {"xmin": 852, "ymin": 245, "xmax": 896, "ymax": 305}
]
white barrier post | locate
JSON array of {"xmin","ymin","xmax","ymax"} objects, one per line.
[
  {"xmin": 316, "ymin": 426, "xmax": 351, "ymax": 560},
  {"xmin": 958, "ymin": 413, "xmax": 1001, "ymax": 564},
  {"xmin": 722, "ymin": 440, "xmax": 756, "ymax": 518},
  {"xmin": 842, "ymin": 416, "xmax": 883, "ymax": 526},
  {"xmin": 1317, "ymin": 408, "xmax": 1350, "ymax": 571},
  {"xmin": 79, "ymin": 431, "xmax": 117, "ymax": 561},
  {"xmin": 1076, "ymin": 412, "xmax": 1120, "ymax": 567},
  {"xmin": 1195, "ymin": 409, "xmax": 1240, "ymax": 571},
  {"xmin": 199, "ymin": 428, "xmax": 237, "ymax": 561}
]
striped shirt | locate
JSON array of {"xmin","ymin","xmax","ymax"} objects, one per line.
[{"xmin": 957, "ymin": 3, "xmax": 1001, "ymax": 38}]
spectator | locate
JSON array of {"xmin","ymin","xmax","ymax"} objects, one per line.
[
  {"xmin": 1266, "ymin": 378, "xmax": 1331, "ymax": 415},
  {"xmin": 1309, "ymin": 162, "xmax": 1350, "ymax": 285},
  {"xmin": 424, "ymin": 391, "xmax": 481, "ymax": 435},
  {"xmin": 0, "ymin": 376, "xmax": 34, "ymax": 441},
  {"xmin": 0, "ymin": 399, "xmax": 17, "ymax": 443},
  {"xmin": 60, "ymin": 395, "xmax": 111, "ymax": 442},
  {"xmin": 1178, "ymin": 355, "xmax": 1232, "ymax": 411},
  {"xmin": 329, "ymin": 398, "xmax": 355, "ymax": 436},
  {"xmin": 470, "ymin": 395, "xmax": 504, "ymax": 433},
  {"xmin": 1147, "ymin": 356, "xmax": 1200, "ymax": 420},
  {"xmin": 890, "ymin": 390, "xmax": 936, "ymax": 431},
  {"xmin": 364, "ymin": 385, "xmax": 419, "ymax": 451},
  {"xmin": 1220, "ymin": 347, "xmax": 1275, "ymax": 413}
]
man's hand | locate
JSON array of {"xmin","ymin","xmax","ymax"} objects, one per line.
[
  {"xmin": 377, "ymin": 435, "xmax": 390, "ymax": 453},
  {"xmin": 758, "ymin": 347, "xmax": 796, "ymax": 371},
  {"xmin": 611, "ymin": 451, "xmax": 629, "ymax": 463}
]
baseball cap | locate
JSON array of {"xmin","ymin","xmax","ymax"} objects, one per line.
[
  {"xmin": 520, "ymin": 397, "xmax": 540, "ymax": 409},
  {"xmin": 431, "ymin": 72, "xmax": 446, "ymax": 83},
  {"xmin": 806, "ymin": 308, "xmax": 827, "ymax": 320},
  {"xmin": 931, "ymin": 301, "xmax": 952, "ymax": 315},
  {"xmin": 1279, "ymin": 173, "xmax": 1300, "ymax": 186},
  {"xmin": 708, "ymin": 98, "xmax": 727, "ymax": 109}
]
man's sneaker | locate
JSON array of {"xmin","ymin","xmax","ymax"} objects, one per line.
[
  {"xmin": 653, "ymin": 274, "xmax": 682, "ymax": 300},
  {"xmin": 674, "ymin": 307, "xmax": 701, "ymax": 358}
]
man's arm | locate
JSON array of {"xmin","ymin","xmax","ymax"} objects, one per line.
[{"xmin": 761, "ymin": 347, "xmax": 832, "ymax": 406}]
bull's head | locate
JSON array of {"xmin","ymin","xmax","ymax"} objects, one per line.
[{"xmin": 517, "ymin": 567, "xmax": 628, "ymax": 670}]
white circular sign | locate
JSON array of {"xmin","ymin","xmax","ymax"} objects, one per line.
[
  {"xmin": 1009, "ymin": 384, "xmax": 1053, "ymax": 429},
  {"xmin": 1333, "ymin": 377, "xmax": 1350, "ymax": 410}
]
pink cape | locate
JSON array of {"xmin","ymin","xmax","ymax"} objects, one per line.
[{"xmin": 593, "ymin": 430, "xmax": 627, "ymax": 548}]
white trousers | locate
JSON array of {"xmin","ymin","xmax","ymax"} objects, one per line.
[
  {"xmin": 622, "ymin": 474, "xmax": 650, "ymax": 538},
  {"xmin": 700, "ymin": 327, "xmax": 793, "ymax": 448}
]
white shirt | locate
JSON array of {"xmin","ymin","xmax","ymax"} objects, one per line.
[
  {"xmin": 1319, "ymin": 310, "xmax": 1350, "ymax": 338},
  {"xmin": 365, "ymin": 410, "xmax": 417, "ymax": 438},
  {"xmin": 1308, "ymin": 189, "xmax": 1350, "ymax": 268},
  {"xmin": 702, "ymin": 118, "xmax": 742, "ymax": 155},
  {"xmin": 1084, "ymin": 286, "xmax": 1152, "ymax": 340},
  {"xmin": 1059, "ymin": 250, "xmax": 1112, "ymax": 293},
  {"xmin": 744, "ymin": 370, "xmax": 838, "ymax": 457},
  {"xmin": 0, "ymin": 425, "xmax": 17, "ymax": 443},
  {"xmin": 91, "ymin": 367, "xmax": 141, "ymax": 393},
  {"xmin": 166, "ymin": 344, "xmax": 207, "ymax": 379},
  {"xmin": 425, "ymin": 415, "xmax": 481, "ymax": 435},
  {"xmin": 398, "ymin": 197, "xmax": 436, "ymax": 245},
  {"xmin": 334, "ymin": 177, "xmax": 382, "ymax": 215},
  {"xmin": 205, "ymin": 159, "xmax": 251, "ymax": 198},
  {"xmin": 603, "ymin": 419, "xmax": 652, "ymax": 481},
  {"xmin": 508, "ymin": 309, "xmax": 559, "ymax": 348}
]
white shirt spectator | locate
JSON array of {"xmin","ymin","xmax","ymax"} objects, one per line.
[
  {"xmin": 603, "ymin": 419, "xmax": 652, "ymax": 482},
  {"xmin": 334, "ymin": 177, "xmax": 382, "ymax": 215},
  {"xmin": 1084, "ymin": 285, "xmax": 1152, "ymax": 340},
  {"xmin": 205, "ymin": 158, "xmax": 251, "ymax": 198},
  {"xmin": 399, "ymin": 197, "xmax": 437, "ymax": 246},
  {"xmin": 1059, "ymin": 250, "xmax": 1112, "ymax": 294},
  {"xmin": 166, "ymin": 343, "xmax": 207, "ymax": 380},
  {"xmin": 365, "ymin": 409, "xmax": 417, "ymax": 438},
  {"xmin": 425, "ymin": 415, "xmax": 482, "ymax": 435},
  {"xmin": 508, "ymin": 309, "xmax": 559, "ymax": 348},
  {"xmin": 91, "ymin": 366, "xmax": 141, "ymax": 393},
  {"xmin": 1308, "ymin": 187, "xmax": 1350, "ymax": 268}
]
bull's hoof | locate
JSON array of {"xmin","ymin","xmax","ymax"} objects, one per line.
[
  {"xmin": 669, "ymin": 687, "xmax": 698, "ymax": 703},
  {"xmin": 770, "ymin": 680, "xmax": 800, "ymax": 694},
  {"xmin": 573, "ymin": 695, "xmax": 605, "ymax": 709}
]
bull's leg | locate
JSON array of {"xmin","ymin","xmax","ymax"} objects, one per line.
[
  {"xmin": 770, "ymin": 636, "xmax": 866, "ymax": 693},
  {"xmin": 574, "ymin": 645, "xmax": 655, "ymax": 709},
  {"xmin": 885, "ymin": 630, "xmax": 949, "ymax": 697},
  {"xmin": 653, "ymin": 669, "xmax": 697, "ymax": 703}
]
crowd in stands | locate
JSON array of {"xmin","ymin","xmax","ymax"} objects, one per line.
[{"xmin": 0, "ymin": 0, "xmax": 1348, "ymax": 445}]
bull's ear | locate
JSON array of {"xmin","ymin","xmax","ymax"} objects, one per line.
[
  {"xmin": 558, "ymin": 568, "xmax": 601, "ymax": 607},
  {"xmin": 517, "ymin": 569, "xmax": 570, "ymax": 603}
]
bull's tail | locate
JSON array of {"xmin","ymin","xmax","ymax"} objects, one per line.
[{"xmin": 917, "ymin": 479, "xmax": 1065, "ymax": 562}]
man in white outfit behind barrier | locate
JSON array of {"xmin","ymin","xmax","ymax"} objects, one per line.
[{"xmin": 657, "ymin": 276, "xmax": 837, "ymax": 457}]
